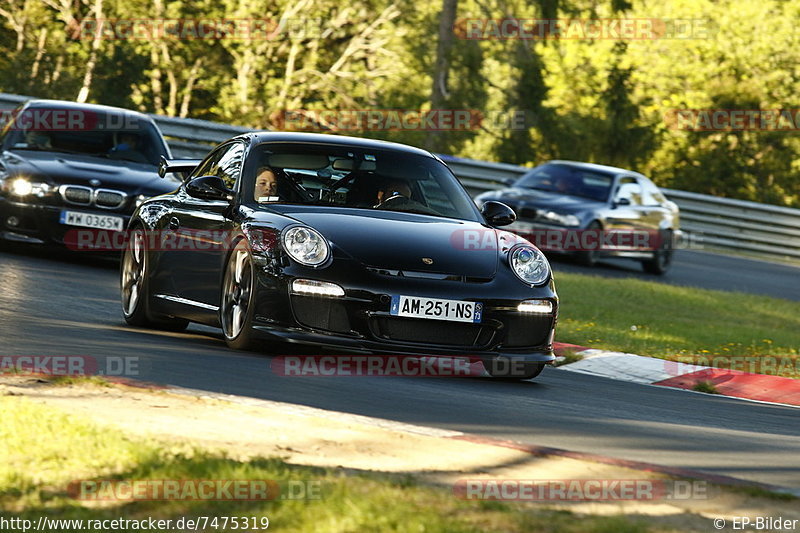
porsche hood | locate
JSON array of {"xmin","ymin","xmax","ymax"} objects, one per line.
[{"xmin": 266, "ymin": 207, "xmax": 500, "ymax": 279}]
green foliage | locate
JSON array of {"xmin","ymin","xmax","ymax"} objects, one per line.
[{"xmin": 0, "ymin": 0, "xmax": 798, "ymax": 205}]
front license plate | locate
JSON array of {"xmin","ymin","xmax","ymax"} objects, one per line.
[
  {"xmin": 60, "ymin": 210, "xmax": 124, "ymax": 231},
  {"xmin": 390, "ymin": 295, "xmax": 482, "ymax": 323}
]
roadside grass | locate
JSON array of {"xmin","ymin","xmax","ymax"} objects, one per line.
[
  {"xmin": 0, "ymin": 395, "xmax": 663, "ymax": 532},
  {"xmin": 555, "ymin": 272, "xmax": 800, "ymax": 378}
]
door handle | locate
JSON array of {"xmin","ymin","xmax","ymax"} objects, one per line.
[{"xmin": 168, "ymin": 217, "xmax": 180, "ymax": 230}]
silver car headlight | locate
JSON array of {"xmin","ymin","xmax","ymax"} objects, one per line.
[
  {"xmin": 509, "ymin": 245, "xmax": 551, "ymax": 286},
  {"xmin": 282, "ymin": 226, "xmax": 330, "ymax": 267}
]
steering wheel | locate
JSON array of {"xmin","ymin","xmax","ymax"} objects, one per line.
[
  {"xmin": 374, "ymin": 193, "xmax": 409, "ymax": 209},
  {"xmin": 375, "ymin": 194, "xmax": 440, "ymax": 216}
]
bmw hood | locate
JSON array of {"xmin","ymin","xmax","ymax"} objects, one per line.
[
  {"xmin": 269, "ymin": 207, "xmax": 499, "ymax": 278},
  {"xmin": 2, "ymin": 150, "xmax": 174, "ymax": 195},
  {"xmin": 486, "ymin": 188, "xmax": 606, "ymax": 211}
]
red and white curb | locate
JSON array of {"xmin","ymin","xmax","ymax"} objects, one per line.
[{"xmin": 553, "ymin": 343, "xmax": 800, "ymax": 408}]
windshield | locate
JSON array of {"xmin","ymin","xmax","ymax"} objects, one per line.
[
  {"xmin": 2, "ymin": 108, "xmax": 168, "ymax": 166},
  {"xmin": 515, "ymin": 163, "xmax": 614, "ymax": 202},
  {"xmin": 246, "ymin": 143, "xmax": 483, "ymax": 222}
]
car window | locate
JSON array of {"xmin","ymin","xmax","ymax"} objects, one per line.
[
  {"xmin": 615, "ymin": 178, "xmax": 643, "ymax": 206},
  {"xmin": 2, "ymin": 107, "xmax": 169, "ymax": 166},
  {"xmin": 515, "ymin": 164, "xmax": 614, "ymax": 202},
  {"xmin": 192, "ymin": 142, "xmax": 245, "ymax": 190},
  {"xmin": 245, "ymin": 143, "xmax": 482, "ymax": 222}
]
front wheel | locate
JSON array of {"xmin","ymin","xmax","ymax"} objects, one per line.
[
  {"xmin": 574, "ymin": 221, "xmax": 601, "ymax": 267},
  {"xmin": 485, "ymin": 360, "xmax": 545, "ymax": 380},
  {"xmin": 642, "ymin": 229, "xmax": 674, "ymax": 275},
  {"xmin": 221, "ymin": 240, "xmax": 259, "ymax": 350}
]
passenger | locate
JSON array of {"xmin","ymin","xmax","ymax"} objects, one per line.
[
  {"xmin": 24, "ymin": 131, "xmax": 52, "ymax": 149},
  {"xmin": 254, "ymin": 167, "xmax": 280, "ymax": 202}
]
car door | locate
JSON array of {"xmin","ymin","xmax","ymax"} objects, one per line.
[
  {"xmin": 605, "ymin": 176, "xmax": 648, "ymax": 251},
  {"xmin": 167, "ymin": 141, "xmax": 246, "ymax": 317},
  {"xmin": 639, "ymin": 177, "xmax": 672, "ymax": 250}
]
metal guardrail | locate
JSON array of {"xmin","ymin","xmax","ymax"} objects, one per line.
[{"xmin": 2, "ymin": 93, "xmax": 799, "ymax": 261}]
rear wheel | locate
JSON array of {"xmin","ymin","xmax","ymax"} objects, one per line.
[
  {"xmin": 575, "ymin": 221, "xmax": 601, "ymax": 267},
  {"xmin": 121, "ymin": 227, "xmax": 188, "ymax": 331},
  {"xmin": 485, "ymin": 360, "xmax": 545, "ymax": 380},
  {"xmin": 221, "ymin": 240, "xmax": 259, "ymax": 350},
  {"xmin": 642, "ymin": 229, "xmax": 674, "ymax": 275}
]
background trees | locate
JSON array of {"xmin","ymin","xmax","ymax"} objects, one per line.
[{"xmin": 0, "ymin": 0, "xmax": 798, "ymax": 206}]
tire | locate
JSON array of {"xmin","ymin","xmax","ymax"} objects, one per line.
[
  {"xmin": 574, "ymin": 221, "xmax": 601, "ymax": 267},
  {"xmin": 220, "ymin": 239, "xmax": 259, "ymax": 351},
  {"xmin": 121, "ymin": 227, "xmax": 189, "ymax": 331},
  {"xmin": 642, "ymin": 229, "xmax": 674, "ymax": 275},
  {"xmin": 485, "ymin": 359, "xmax": 545, "ymax": 380}
]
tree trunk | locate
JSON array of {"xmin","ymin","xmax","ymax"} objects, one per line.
[
  {"xmin": 76, "ymin": 0, "xmax": 103, "ymax": 103},
  {"xmin": 424, "ymin": 0, "xmax": 458, "ymax": 152}
]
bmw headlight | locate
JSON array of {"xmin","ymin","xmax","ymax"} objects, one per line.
[
  {"xmin": 10, "ymin": 178, "xmax": 32, "ymax": 196},
  {"xmin": 538, "ymin": 210, "xmax": 580, "ymax": 227},
  {"xmin": 282, "ymin": 226, "xmax": 330, "ymax": 267},
  {"xmin": 509, "ymin": 245, "xmax": 551, "ymax": 286},
  {"xmin": 5, "ymin": 177, "xmax": 52, "ymax": 198}
]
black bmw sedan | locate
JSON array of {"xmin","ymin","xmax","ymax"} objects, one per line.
[
  {"xmin": 0, "ymin": 99, "xmax": 179, "ymax": 248},
  {"xmin": 122, "ymin": 132, "xmax": 558, "ymax": 379},
  {"xmin": 474, "ymin": 161, "xmax": 680, "ymax": 274}
]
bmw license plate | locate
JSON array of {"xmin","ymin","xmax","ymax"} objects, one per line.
[
  {"xmin": 60, "ymin": 210, "xmax": 124, "ymax": 231},
  {"xmin": 390, "ymin": 295, "xmax": 482, "ymax": 323}
]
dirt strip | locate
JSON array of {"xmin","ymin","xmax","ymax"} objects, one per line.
[{"xmin": 2, "ymin": 376, "xmax": 797, "ymax": 531}]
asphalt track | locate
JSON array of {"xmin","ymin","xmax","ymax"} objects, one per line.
[{"xmin": 1, "ymin": 245, "xmax": 798, "ymax": 490}]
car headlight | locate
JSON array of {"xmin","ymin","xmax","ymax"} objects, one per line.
[
  {"xmin": 538, "ymin": 210, "xmax": 580, "ymax": 227},
  {"xmin": 509, "ymin": 245, "xmax": 551, "ymax": 286},
  {"xmin": 5, "ymin": 177, "xmax": 51, "ymax": 198},
  {"xmin": 282, "ymin": 226, "xmax": 330, "ymax": 267}
]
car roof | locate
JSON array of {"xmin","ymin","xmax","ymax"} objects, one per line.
[
  {"xmin": 240, "ymin": 132, "xmax": 436, "ymax": 158},
  {"xmin": 23, "ymin": 99, "xmax": 155, "ymax": 121},
  {"xmin": 544, "ymin": 159, "xmax": 647, "ymax": 179}
]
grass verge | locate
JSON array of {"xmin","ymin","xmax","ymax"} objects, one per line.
[
  {"xmin": 555, "ymin": 272, "xmax": 800, "ymax": 378},
  {"xmin": 1, "ymin": 395, "xmax": 662, "ymax": 532}
]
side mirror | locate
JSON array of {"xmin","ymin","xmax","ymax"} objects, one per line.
[
  {"xmin": 158, "ymin": 156, "xmax": 201, "ymax": 181},
  {"xmin": 613, "ymin": 197, "xmax": 631, "ymax": 208},
  {"xmin": 481, "ymin": 201, "xmax": 516, "ymax": 227},
  {"xmin": 502, "ymin": 177, "xmax": 518, "ymax": 187},
  {"xmin": 185, "ymin": 176, "xmax": 234, "ymax": 202}
]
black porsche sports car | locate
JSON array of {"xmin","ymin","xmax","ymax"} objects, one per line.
[
  {"xmin": 0, "ymin": 99, "xmax": 179, "ymax": 247},
  {"xmin": 474, "ymin": 161, "xmax": 680, "ymax": 274},
  {"xmin": 122, "ymin": 132, "xmax": 558, "ymax": 379}
]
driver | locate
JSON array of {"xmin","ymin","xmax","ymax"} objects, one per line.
[
  {"xmin": 374, "ymin": 180, "xmax": 411, "ymax": 208},
  {"xmin": 109, "ymin": 132, "xmax": 148, "ymax": 163},
  {"xmin": 254, "ymin": 167, "xmax": 280, "ymax": 202}
]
